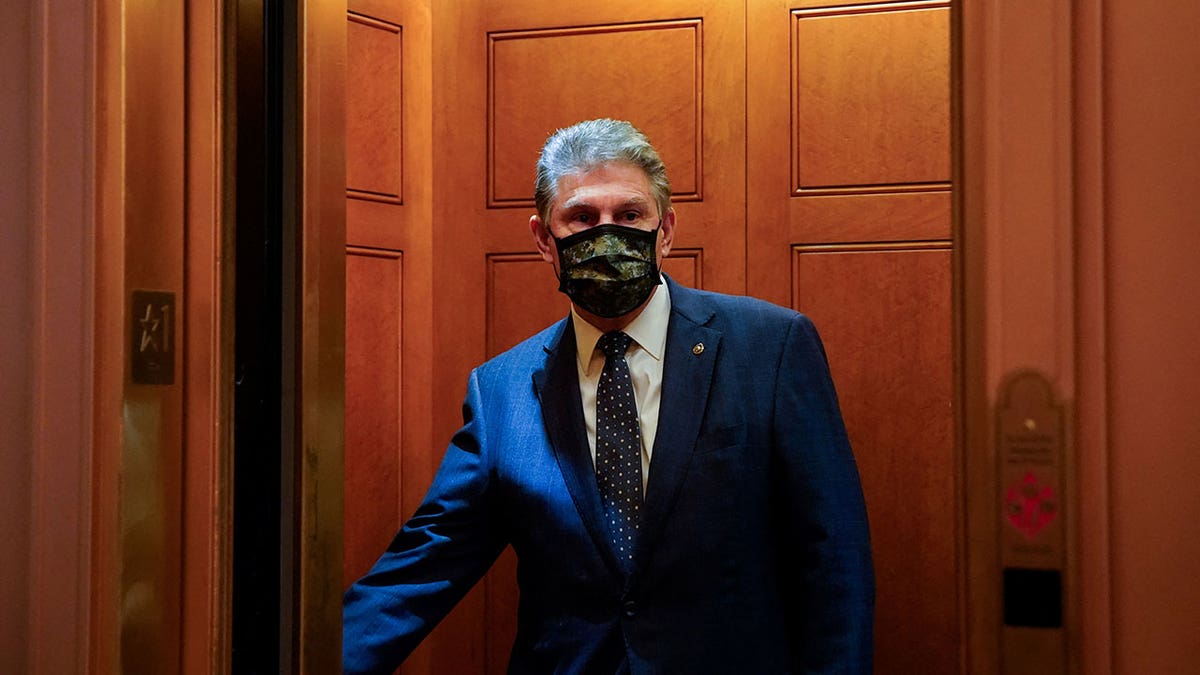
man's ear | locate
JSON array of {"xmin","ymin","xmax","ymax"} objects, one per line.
[
  {"xmin": 658, "ymin": 207, "xmax": 676, "ymax": 260},
  {"xmin": 530, "ymin": 214, "xmax": 555, "ymax": 264}
]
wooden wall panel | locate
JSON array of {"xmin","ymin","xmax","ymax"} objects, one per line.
[
  {"xmin": 344, "ymin": 249, "xmax": 404, "ymax": 589},
  {"xmin": 343, "ymin": 2, "xmax": 436, "ymax": 672},
  {"xmin": 661, "ymin": 249, "xmax": 701, "ymax": 289},
  {"xmin": 752, "ymin": 1, "xmax": 960, "ymax": 672},
  {"xmin": 345, "ymin": 0, "xmax": 432, "ymax": 253},
  {"xmin": 750, "ymin": 0, "xmax": 954, "ymax": 305},
  {"xmin": 486, "ymin": 255, "xmax": 568, "ymax": 357},
  {"xmin": 488, "ymin": 21, "xmax": 702, "ymax": 206},
  {"xmin": 793, "ymin": 244, "xmax": 956, "ymax": 674},
  {"xmin": 347, "ymin": 14, "xmax": 403, "ymax": 204},
  {"xmin": 792, "ymin": 3, "xmax": 951, "ymax": 192},
  {"xmin": 792, "ymin": 191, "xmax": 951, "ymax": 243},
  {"xmin": 1, "ymin": 3, "xmax": 32, "ymax": 666},
  {"xmin": 349, "ymin": 0, "xmax": 405, "ymax": 25},
  {"xmin": 444, "ymin": 1, "xmax": 746, "ymax": 295}
]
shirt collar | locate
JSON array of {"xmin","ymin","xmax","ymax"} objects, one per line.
[{"xmin": 572, "ymin": 276, "xmax": 671, "ymax": 375}]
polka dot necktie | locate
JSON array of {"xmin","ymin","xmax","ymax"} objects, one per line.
[{"xmin": 595, "ymin": 331, "xmax": 643, "ymax": 567}]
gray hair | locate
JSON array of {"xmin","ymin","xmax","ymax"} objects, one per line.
[{"xmin": 533, "ymin": 119, "xmax": 671, "ymax": 224}]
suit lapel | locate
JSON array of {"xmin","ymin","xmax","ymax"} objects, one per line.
[
  {"xmin": 631, "ymin": 281, "xmax": 720, "ymax": 583},
  {"xmin": 532, "ymin": 318, "xmax": 625, "ymax": 581}
]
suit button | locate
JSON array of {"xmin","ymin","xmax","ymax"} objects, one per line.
[{"xmin": 623, "ymin": 601, "xmax": 637, "ymax": 618}]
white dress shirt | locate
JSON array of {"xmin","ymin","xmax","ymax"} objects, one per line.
[{"xmin": 571, "ymin": 279, "xmax": 671, "ymax": 494}]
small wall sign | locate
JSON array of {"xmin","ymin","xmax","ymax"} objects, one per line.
[
  {"xmin": 997, "ymin": 370, "xmax": 1068, "ymax": 674},
  {"xmin": 131, "ymin": 290, "xmax": 175, "ymax": 385}
]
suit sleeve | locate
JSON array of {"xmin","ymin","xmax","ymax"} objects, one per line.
[
  {"xmin": 343, "ymin": 369, "xmax": 507, "ymax": 675},
  {"xmin": 772, "ymin": 313, "xmax": 875, "ymax": 674}
]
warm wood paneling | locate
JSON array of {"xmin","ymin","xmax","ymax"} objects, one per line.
[
  {"xmin": 347, "ymin": 13, "xmax": 403, "ymax": 204},
  {"xmin": 441, "ymin": 1, "xmax": 746, "ymax": 295},
  {"xmin": 792, "ymin": 2, "xmax": 951, "ymax": 192},
  {"xmin": 0, "ymin": 4, "xmax": 32, "ymax": 667},
  {"xmin": 345, "ymin": 0, "xmax": 432, "ymax": 253},
  {"xmin": 26, "ymin": 1, "xmax": 105, "ymax": 671},
  {"xmin": 1103, "ymin": 1, "xmax": 1200, "ymax": 672},
  {"xmin": 748, "ymin": 0, "xmax": 955, "ymax": 308},
  {"xmin": 486, "ymin": 254, "xmax": 568, "ymax": 357},
  {"xmin": 488, "ymin": 20, "xmax": 702, "ymax": 206},
  {"xmin": 793, "ymin": 243, "xmax": 956, "ymax": 674},
  {"xmin": 342, "ymin": 4, "xmax": 436, "ymax": 673},
  {"xmin": 349, "ymin": 0, "xmax": 406, "ymax": 25},
  {"xmin": 661, "ymin": 249, "xmax": 701, "ymax": 289},
  {"xmin": 757, "ymin": 6, "xmax": 958, "ymax": 666},
  {"xmin": 345, "ymin": 249, "xmax": 404, "ymax": 589},
  {"xmin": 791, "ymin": 191, "xmax": 951, "ymax": 243}
]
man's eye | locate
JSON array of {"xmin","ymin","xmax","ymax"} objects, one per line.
[
  {"xmin": 575, "ymin": 213, "xmax": 592, "ymax": 224},
  {"xmin": 621, "ymin": 211, "xmax": 640, "ymax": 222}
]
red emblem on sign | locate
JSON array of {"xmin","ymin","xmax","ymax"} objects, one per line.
[{"xmin": 1004, "ymin": 472, "xmax": 1058, "ymax": 539}]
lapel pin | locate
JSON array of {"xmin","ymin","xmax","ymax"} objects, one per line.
[{"xmin": 692, "ymin": 342, "xmax": 704, "ymax": 355}]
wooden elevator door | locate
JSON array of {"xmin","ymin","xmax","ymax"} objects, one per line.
[
  {"xmin": 748, "ymin": 2, "xmax": 958, "ymax": 673},
  {"xmin": 343, "ymin": 1, "xmax": 958, "ymax": 673}
]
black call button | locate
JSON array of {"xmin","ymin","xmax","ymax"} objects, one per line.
[{"xmin": 1003, "ymin": 567, "xmax": 1062, "ymax": 628}]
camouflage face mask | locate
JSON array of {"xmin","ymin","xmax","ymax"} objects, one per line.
[{"xmin": 553, "ymin": 223, "xmax": 662, "ymax": 318}]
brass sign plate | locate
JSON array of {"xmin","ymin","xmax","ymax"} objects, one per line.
[
  {"xmin": 131, "ymin": 290, "xmax": 176, "ymax": 385},
  {"xmin": 997, "ymin": 370, "xmax": 1064, "ymax": 569},
  {"xmin": 997, "ymin": 370, "xmax": 1067, "ymax": 675}
]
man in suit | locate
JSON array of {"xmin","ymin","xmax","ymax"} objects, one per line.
[{"xmin": 343, "ymin": 119, "xmax": 874, "ymax": 674}]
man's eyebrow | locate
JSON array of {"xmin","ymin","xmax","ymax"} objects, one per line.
[
  {"xmin": 560, "ymin": 196, "xmax": 651, "ymax": 211},
  {"xmin": 559, "ymin": 197, "xmax": 591, "ymax": 211}
]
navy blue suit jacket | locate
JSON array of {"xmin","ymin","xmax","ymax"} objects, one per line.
[{"xmin": 344, "ymin": 279, "xmax": 874, "ymax": 674}]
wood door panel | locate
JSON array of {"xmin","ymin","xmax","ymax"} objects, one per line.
[
  {"xmin": 347, "ymin": 13, "xmax": 403, "ymax": 203},
  {"xmin": 792, "ymin": 191, "xmax": 952, "ymax": 244},
  {"xmin": 661, "ymin": 249, "xmax": 701, "ymax": 289},
  {"xmin": 347, "ymin": 198, "xmax": 405, "ymax": 251},
  {"xmin": 751, "ymin": 1, "xmax": 960, "ymax": 672},
  {"xmin": 343, "ymin": 11, "xmax": 435, "ymax": 672},
  {"xmin": 792, "ymin": 3, "xmax": 952, "ymax": 191},
  {"xmin": 489, "ymin": 21, "xmax": 702, "ymax": 206},
  {"xmin": 793, "ymin": 244, "xmax": 957, "ymax": 674},
  {"xmin": 349, "ymin": 0, "xmax": 405, "ymax": 25},
  {"xmin": 749, "ymin": 0, "xmax": 955, "ymax": 303},
  {"xmin": 486, "ymin": 254, "xmax": 570, "ymax": 357},
  {"xmin": 345, "ymin": 249, "xmax": 404, "ymax": 589},
  {"xmin": 346, "ymin": 0, "xmax": 432, "ymax": 252},
  {"xmin": 437, "ymin": 0, "xmax": 746, "ymax": 300}
]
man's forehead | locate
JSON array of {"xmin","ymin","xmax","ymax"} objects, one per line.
[{"xmin": 554, "ymin": 163, "xmax": 654, "ymax": 205}]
